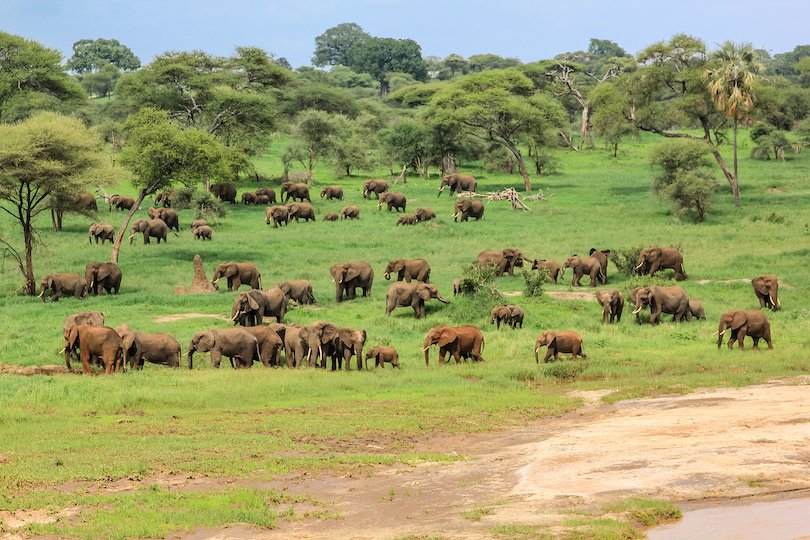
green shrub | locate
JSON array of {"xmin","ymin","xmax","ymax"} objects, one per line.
[
  {"xmin": 649, "ymin": 139, "xmax": 717, "ymax": 222},
  {"xmin": 172, "ymin": 188, "xmax": 226, "ymax": 221},
  {"xmin": 611, "ymin": 246, "xmax": 644, "ymax": 277},
  {"xmin": 522, "ymin": 267, "xmax": 549, "ymax": 297},
  {"xmin": 544, "ymin": 361, "xmax": 587, "ymax": 381}
]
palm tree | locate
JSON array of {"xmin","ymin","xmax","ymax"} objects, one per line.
[{"xmin": 704, "ymin": 41, "xmax": 763, "ymax": 208}]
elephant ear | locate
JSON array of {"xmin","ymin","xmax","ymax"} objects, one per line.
[
  {"xmin": 278, "ymin": 282, "xmax": 290, "ymax": 294},
  {"xmin": 730, "ymin": 311, "xmax": 748, "ymax": 330},
  {"xmin": 548, "ymin": 335, "xmax": 558, "ymax": 349},
  {"xmin": 224, "ymin": 265, "xmax": 238, "ymax": 278},
  {"xmin": 649, "ymin": 248, "xmax": 662, "ymax": 261},
  {"xmin": 197, "ymin": 332, "xmax": 215, "ymax": 352},
  {"xmin": 320, "ymin": 323, "xmax": 340, "ymax": 344},
  {"xmin": 96, "ymin": 265, "xmax": 111, "ymax": 281},
  {"xmin": 503, "ymin": 248, "xmax": 518, "ymax": 259},
  {"xmin": 753, "ymin": 279, "xmax": 768, "ymax": 295},
  {"xmin": 437, "ymin": 328, "xmax": 458, "ymax": 348},
  {"xmin": 417, "ymin": 285, "xmax": 432, "ymax": 300},
  {"xmin": 48, "ymin": 276, "xmax": 56, "ymax": 291},
  {"xmin": 247, "ymin": 293, "xmax": 259, "ymax": 311},
  {"xmin": 67, "ymin": 326, "xmax": 80, "ymax": 349},
  {"xmin": 345, "ymin": 266, "xmax": 361, "ymax": 282}
]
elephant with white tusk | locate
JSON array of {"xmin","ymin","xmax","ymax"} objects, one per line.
[
  {"xmin": 716, "ymin": 310, "xmax": 772, "ymax": 350},
  {"xmin": 635, "ymin": 247, "xmax": 687, "ymax": 280},
  {"xmin": 632, "ymin": 286, "xmax": 689, "ymax": 324},
  {"xmin": 751, "ymin": 274, "xmax": 780, "ymax": 311},
  {"xmin": 385, "ymin": 282, "xmax": 449, "ymax": 319}
]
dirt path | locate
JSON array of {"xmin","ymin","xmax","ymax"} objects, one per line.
[{"xmin": 187, "ymin": 378, "xmax": 810, "ymax": 539}]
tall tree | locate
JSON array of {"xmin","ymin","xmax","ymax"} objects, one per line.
[
  {"xmin": 65, "ymin": 38, "xmax": 141, "ymax": 73},
  {"xmin": 312, "ymin": 23, "xmax": 369, "ymax": 67},
  {"xmin": 346, "ymin": 37, "xmax": 427, "ymax": 94},
  {"xmin": 704, "ymin": 42, "xmax": 764, "ymax": 207},
  {"xmin": 0, "ymin": 112, "xmax": 107, "ymax": 294}
]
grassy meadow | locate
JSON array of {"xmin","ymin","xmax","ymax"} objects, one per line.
[{"xmin": 1, "ymin": 132, "xmax": 809, "ymax": 537}]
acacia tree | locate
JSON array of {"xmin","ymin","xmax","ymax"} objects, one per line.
[
  {"xmin": 65, "ymin": 38, "xmax": 140, "ymax": 73},
  {"xmin": 0, "ymin": 112, "xmax": 107, "ymax": 294}
]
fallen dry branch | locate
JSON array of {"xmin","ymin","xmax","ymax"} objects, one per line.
[{"xmin": 458, "ymin": 187, "xmax": 544, "ymax": 211}]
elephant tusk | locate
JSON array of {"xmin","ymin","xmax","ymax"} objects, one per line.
[
  {"xmin": 59, "ymin": 347, "xmax": 66, "ymax": 354},
  {"xmin": 635, "ymin": 262, "xmax": 644, "ymax": 269},
  {"xmin": 421, "ymin": 346, "xmax": 430, "ymax": 352},
  {"xmin": 38, "ymin": 291, "xmax": 44, "ymax": 298},
  {"xmin": 632, "ymin": 306, "xmax": 642, "ymax": 314},
  {"xmin": 769, "ymin": 295, "xmax": 775, "ymax": 306}
]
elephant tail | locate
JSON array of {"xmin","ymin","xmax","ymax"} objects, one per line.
[{"xmin": 480, "ymin": 335, "xmax": 485, "ymax": 352}]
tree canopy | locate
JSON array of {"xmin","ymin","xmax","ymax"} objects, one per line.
[{"xmin": 65, "ymin": 38, "xmax": 141, "ymax": 73}]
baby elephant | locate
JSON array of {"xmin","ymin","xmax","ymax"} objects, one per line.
[
  {"xmin": 341, "ymin": 205, "xmax": 360, "ymax": 220},
  {"xmin": 688, "ymin": 300, "xmax": 705, "ymax": 321},
  {"xmin": 364, "ymin": 346, "xmax": 400, "ymax": 368},
  {"xmin": 489, "ymin": 305, "xmax": 524, "ymax": 329},
  {"xmin": 397, "ymin": 214, "xmax": 417, "ymax": 226},
  {"xmin": 452, "ymin": 278, "xmax": 462, "ymax": 296},
  {"xmin": 595, "ymin": 289, "xmax": 624, "ymax": 324},
  {"xmin": 534, "ymin": 330, "xmax": 588, "ymax": 363},
  {"xmin": 192, "ymin": 225, "xmax": 213, "ymax": 240},
  {"xmin": 324, "ymin": 212, "xmax": 338, "ymax": 222}
]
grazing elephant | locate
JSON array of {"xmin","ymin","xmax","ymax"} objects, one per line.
[
  {"xmin": 365, "ymin": 346, "xmax": 399, "ymax": 368},
  {"xmin": 414, "ymin": 208, "xmax": 436, "ymax": 222},
  {"xmin": 277, "ymin": 280, "xmax": 315, "ymax": 304},
  {"xmin": 84, "ymin": 262, "xmax": 122, "ymax": 296},
  {"xmin": 341, "ymin": 205, "xmax": 360, "ymax": 220},
  {"xmin": 283, "ymin": 325, "xmax": 308, "ymax": 368},
  {"xmin": 438, "ymin": 173, "xmax": 477, "ymax": 196},
  {"xmin": 562, "ymin": 255, "xmax": 603, "ymax": 287},
  {"xmin": 385, "ymin": 282, "xmax": 448, "ymax": 319},
  {"xmin": 254, "ymin": 194, "xmax": 271, "ymax": 205},
  {"xmin": 241, "ymin": 192, "xmax": 257, "ymax": 205},
  {"xmin": 385, "ymin": 258, "xmax": 431, "ymax": 283},
  {"xmin": 716, "ymin": 310, "xmax": 772, "ymax": 350},
  {"xmin": 265, "ymin": 205, "xmax": 289, "ymax": 227},
  {"xmin": 192, "ymin": 225, "xmax": 213, "ymax": 240},
  {"xmin": 39, "ymin": 273, "xmax": 87, "ymax": 302},
  {"xmin": 114, "ymin": 195, "xmax": 136, "ymax": 212},
  {"xmin": 242, "ymin": 326, "xmax": 284, "ymax": 367},
  {"xmin": 66, "ymin": 324, "xmax": 124, "ymax": 374},
  {"xmin": 453, "ymin": 199, "xmax": 484, "ymax": 221},
  {"xmin": 636, "ymin": 247, "xmax": 687, "ymax": 280},
  {"xmin": 148, "ymin": 207, "xmax": 179, "ymax": 232},
  {"xmin": 321, "ymin": 185, "xmax": 344, "ymax": 200},
  {"xmin": 397, "ymin": 214, "xmax": 417, "ymax": 226},
  {"xmin": 330, "ymin": 261, "xmax": 374, "ymax": 303},
  {"xmin": 212, "ymin": 262, "xmax": 262, "ymax": 291},
  {"xmin": 129, "ymin": 218, "xmax": 168, "ymax": 245},
  {"xmin": 531, "ymin": 259, "xmax": 560, "ymax": 283},
  {"xmin": 632, "ymin": 286, "xmax": 689, "ymax": 324},
  {"xmin": 63, "ymin": 311, "xmax": 104, "ymax": 368},
  {"xmin": 230, "ymin": 287, "xmax": 288, "ymax": 326},
  {"xmin": 88, "ymin": 223, "xmax": 115, "ymax": 244},
  {"xmin": 423, "ymin": 325, "xmax": 485, "ymax": 365},
  {"xmin": 378, "ymin": 191, "xmax": 407, "ymax": 212},
  {"xmin": 751, "ymin": 274, "xmax": 780, "ymax": 311},
  {"xmin": 114, "ymin": 324, "xmax": 181, "ymax": 369},
  {"xmin": 154, "ymin": 189, "xmax": 175, "ymax": 207},
  {"xmin": 281, "ymin": 182, "xmax": 311, "ymax": 202},
  {"xmin": 191, "ymin": 218, "xmax": 208, "ymax": 229},
  {"xmin": 589, "ymin": 248, "xmax": 612, "ymax": 285},
  {"xmin": 477, "ymin": 248, "xmax": 528, "ymax": 277},
  {"xmin": 595, "ymin": 289, "xmax": 624, "ymax": 324},
  {"xmin": 362, "ymin": 179, "xmax": 389, "ymax": 199},
  {"xmin": 452, "ymin": 278, "xmax": 462, "ymax": 296},
  {"xmin": 324, "ymin": 212, "xmax": 338, "ymax": 222},
  {"xmin": 688, "ymin": 300, "xmax": 706, "ymax": 321},
  {"xmin": 210, "ymin": 182, "xmax": 237, "ymax": 203},
  {"xmin": 187, "ymin": 327, "xmax": 260, "ymax": 369},
  {"xmin": 287, "ymin": 202, "xmax": 316, "ymax": 222},
  {"xmin": 255, "ymin": 187, "xmax": 277, "ymax": 203},
  {"xmin": 534, "ymin": 330, "xmax": 587, "ymax": 363}
]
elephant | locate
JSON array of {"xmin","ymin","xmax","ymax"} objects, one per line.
[
  {"xmin": 255, "ymin": 187, "xmax": 277, "ymax": 203},
  {"xmin": 242, "ymin": 326, "xmax": 284, "ymax": 367},
  {"xmin": 330, "ymin": 327, "xmax": 367, "ymax": 371},
  {"xmin": 254, "ymin": 194, "xmax": 272, "ymax": 205},
  {"xmin": 534, "ymin": 330, "xmax": 587, "ymax": 363},
  {"xmin": 281, "ymin": 182, "xmax": 311, "ymax": 202},
  {"xmin": 330, "ymin": 261, "xmax": 374, "ymax": 303},
  {"xmin": 192, "ymin": 225, "xmax": 213, "ymax": 240},
  {"xmin": 286, "ymin": 202, "xmax": 316, "ymax": 222},
  {"xmin": 114, "ymin": 324, "xmax": 182, "ymax": 369},
  {"xmin": 187, "ymin": 327, "xmax": 260, "ymax": 369},
  {"xmin": 39, "ymin": 273, "xmax": 87, "ymax": 302},
  {"xmin": 277, "ymin": 280, "xmax": 316, "ymax": 304},
  {"xmin": 65, "ymin": 324, "xmax": 124, "ymax": 374},
  {"xmin": 452, "ymin": 278, "xmax": 462, "ymax": 296},
  {"xmin": 321, "ymin": 185, "xmax": 344, "ymax": 200},
  {"xmin": 453, "ymin": 199, "xmax": 484, "ymax": 221},
  {"xmin": 531, "ymin": 259, "xmax": 560, "ymax": 283},
  {"xmin": 414, "ymin": 208, "xmax": 436, "ymax": 222},
  {"xmin": 107, "ymin": 194, "xmax": 122, "ymax": 211},
  {"xmin": 129, "ymin": 218, "xmax": 168, "ymax": 245},
  {"xmin": 423, "ymin": 325, "xmax": 485, "ymax": 365},
  {"xmin": 265, "ymin": 205, "xmax": 289, "ymax": 227},
  {"xmin": 154, "ymin": 189, "xmax": 176, "ymax": 207},
  {"xmin": 365, "ymin": 346, "xmax": 399, "ymax": 369},
  {"xmin": 384, "ymin": 258, "xmax": 431, "ymax": 283},
  {"xmin": 230, "ymin": 287, "xmax": 288, "ymax": 326},
  {"xmin": 212, "ymin": 262, "xmax": 262, "ymax": 291},
  {"xmin": 489, "ymin": 305, "xmax": 512, "ymax": 329},
  {"xmin": 716, "ymin": 310, "xmax": 773, "ymax": 350},
  {"xmin": 385, "ymin": 282, "xmax": 449, "ymax": 319},
  {"xmin": 84, "ymin": 262, "xmax": 122, "ymax": 296},
  {"xmin": 88, "ymin": 223, "xmax": 114, "ymax": 244},
  {"xmin": 509, "ymin": 305, "xmax": 525, "ymax": 328},
  {"xmin": 210, "ymin": 182, "xmax": 237, "ymax": 203},
  {"xmin": 362, "ymin": 179, "xmax": 389, "ymax": 199},
  {"xmin": 324, "ymin": 213, "xmax": 338, "ymax": 222},
  {"xmin": 397, "ymin": 214, "xmax": 417, "ymax": 226},
  {"xmin": 299, "ymin": 322, "xmax": 367, "ymax": 370},
  {"xmin": 48, "ymin": 191, "xmax": 98, "ymax": 231},
  {"xmin": 283, "ymin": 325, "xmax": 308, "ymax": 368},
  {"xmin": 147, "ymin": 207, "xmax": 179, "ymax": 232},
  {"xmin": 751, "ymin": 274, "xmax": 780, "ymax": 311},
  {"xmin": 63, "ymin": 311, "xmax": 104, "ymax": 368},
  {"xmin": 688, "ymin": 300, "xmax": 706, "ymax": 321},
  {"xmin": 109, "ymin": 195, "xmax": 135, "ymax": 212},
  {"xmin": 589, "ymin": 248, "xmax": 612, "ymax": 285},
  {"xmin": 636, "ymin": 247, "xmax": 687, "ymax": 280},
  {"xmin": 438, "ymin": 173, "xmax": 477, "ymax": 196},
  {"xmin": 562, "ymin": 255, "xmax": 603, "ymax": 287},
  {"xmin": 241, "ymin": 191, "xmax": 257, "ymax": 205},
  {"xmin": 191, "ymin": 218, "xmax": 208, "ymax": 229},
  {"xmin": 632, "ymin": 286, "xmax": 689, "ymax": 324},
  {"xmin": 378, "ymin": 191, "xmax": 407, "ymax": 212},
  {"xmin": 595, "ymin": 289, "xmax": 624, "ymax": 324},
  {"xmin": 341, "ymin": 205, "xmax": 360, "ymax": 220},
  {"xmin": 477, "ymin": 248, "xmax": 528, "ymax": 277}
]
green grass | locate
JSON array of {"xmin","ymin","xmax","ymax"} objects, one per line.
[
  {"xmin": 604, "ymin": 497, "xmax": 682, "ymax": 527},
  {"xmin": 461, "ymin": 506, "xmax": 495, "ymax": 521},
  {"xmin": 0, "ymin": 131, "xmax": 808, "ymax": 536}
]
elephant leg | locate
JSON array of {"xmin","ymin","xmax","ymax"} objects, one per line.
[
  {"xmin": 649, "ymin": 262, "xmax": 660, "ymax": 275},
  {"xmin": 543, "ymin": 349, "xmax": 553, "ymax": 363},
  {"xmin": 438, "ymin": 348, "xmax": 447, "ymax": 364},
  {"xmin": 210, "ymin": 350, "xmax": 222, "ymax": 368},
  {"xmin": 757, "ymin": 295, "xmax": 766, "ymax": 309},
  {"xmin": 737, "ymin": 329, "xmax": 747, "ymax": 349},
  {"xmin": 752, "ymin": 337, "xmax": 760, "ymax": 350}
]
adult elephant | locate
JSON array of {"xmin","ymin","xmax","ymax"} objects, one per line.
[
  {"xmin": 414, "ymin": 208, "xmax": 436, "ymax": 222},
  {"xmin": 287, "ymin": 202, "xmax": 316, "ymax": 222},
  {"xmin": 632, "ymin": 286, "xmax": 689, "ymax": 324},
  {"xmin": 384, "ymin": 258, "xmax": 431, "ymax": 283},
  {"xmin": 341, "ymin": 205, "xmax": 360, "ymax": 220},
  {"xmin": 423, "ymin": 325, "xmax": 484, "ymax": 365},
  {"xmin": 230, "ymin": 287, "xmax": 288, "ymax": 326},
  {"xmin": 84, "ymin": 262, "xmax": 122, "ymax": 296},
  {"xmin": 154, "ymin": 189, "xmax": 175, "ymax": 207},
  {"xmin": 453, "ymin": 199, "xmax": 484, "ymax": 221},
  {"xmin": 438, "ymin": 173, "xmax": 477, "ymax": 196},
  {"xmin": 534, "ymin": 330, "xmax": 587, "ymax": 363},
  {"xmin": 187, "ymin": 327, "xmax": 260, "ymax": 369},
  {"xmin": 716, "ymin": 310, "xmax": 773, "ymax": 350},
  {"xmin": 299, "ymin": 321, "xmax": 367, "ymax": 371},
  {"xmin": 589, "ymin": 248, "xmax": 612, "ymax": 285},
  {"xmin": 751, "ymin": 274, "xmax": 780, "ymax": 311},
  {"xmin": 385, "ymin": 282, "xmax": 449, "ymax": 319},
  {"xmin": 147, "ymin": 207, "xmax": 179, "ymax": 232},
  {"xmin": 129, "ymin": 218, "xmax": 168, "ymax": 245},
  {"xmin": 477, "ymin": 248, "xmax": 527, "ymax": 277},
  {"xmin": 39, "ymin": 273, "xmax": 87, "ymax": 302},
  {"xmin": 320, "ymin": 185, "xmax": 344, "ymax": 200},
  {"xmin": 242, "ymin": 326, "xmax": 284, "ymax": 367},
  {"xmin": 210, "ymin": 182, "xmax": 237, "ymax": 203},
  {"xmin": 330, "ymin": 261, "xmax": 373, "ymax": 303},
  {"xmin": 112, "ymin": 195, "xmax": 136, "ymax": 212},
  {"xmin": 212, "ymin": 262, "xmax": 261, "ymax": 291},
  {"xmin": 531, "ymin": 259, "xmax": 560, "ymax": 283},
  {"xmin": 277, "ymin": 280, "xmax": 315, "ymax": 304},
  {"xmin": 88, "ymin": 223, "xmax": 115, "ymax": 244},
  {"xmin": 282, "ymin": 325, "xmax": 308, "ymax": 368},
  {"xmin": 281, "ymin": 182, "xmax": 311, "ymax": 202},
  {"xmin": 241, "ymin": 192, "xmax": 257, "ymax": 205},
  {"xmin": 562, "ymin": 255, "xmax": 603, "ymax": 287},
  {"xmin": 636, "ymin": 247, "xmax": 687, "ymax": 280},
  {"xmin": 378, "ymin": 192, "xmax": 407, "ymax": 212},
  {"xmin": 265, "ymin": 205, "xmax": 289, "ymax": 227},
  {"xmin": 63, "ymin": 311, "xmax": 104, "ymax": 368},
  {"xmin": 114, "ymin": 324, "xmax": 182, "ymax": 369},
  {"xmin": 255, "ymin": 187, "xmax": 277, "ymax": 203},
  {"xmin": 66, "ymin": 324, "xmax": 123, "ymax": 375},
  {"xmin": 362, "ymin": 179, "xmax": 389, "ymax": 199},
  {"xmin": 595, "ymin": 289, "xmax": 624, "ymax": 324}
]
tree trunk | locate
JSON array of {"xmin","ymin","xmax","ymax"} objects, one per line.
[
  {"xmin": 579, "ymin": 105, "xmax": 592, "ymax": 150},
  {"xmin": 111, "ymin": 189, "xmax": 147, "ymax": 263},
  {"xmin": 23, "ymin": 221, "xmax": 35, "ymax": 295},
  {"xmin": 502, "ymin": 139, "xmax": 532, "ymax": 192},
  {"xmin": 732, "ymin": 117, "xmax": 740, "ymax": 207},
  {"xmin": 708, "ymin": 145, "xmax": 738, "ymax": 208}
]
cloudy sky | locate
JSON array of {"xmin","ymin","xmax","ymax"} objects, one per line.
[{"xmin": 2, "ymin": 0, "xmax": 807, "ymax": 66}]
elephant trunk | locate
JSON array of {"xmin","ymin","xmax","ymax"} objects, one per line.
[
  {"xmin": 534, "ymin": 346, "xmax": 540, "ymax": 363},
  {"xmin": 187, "ymin": 349, "xmax": 194, "ymax": 369},
  {"xmin": 435, "ymin": 292, "xmax": 449, "ymax": 304},
  {"xmin": 128, "ymin": 233, "xmax": 135, "ymax": 245},
  {"xmin": 422, "ymin": 340, "xmax": 432, "ymax": 366},
  {"xmin": 384, "ymin": 271, "xmax": 390, "ymax": 280}
]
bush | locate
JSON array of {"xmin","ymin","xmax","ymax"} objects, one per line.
[
  {"xmin": 650, "ymin": 140, "xmax": 717, "ymax": 221},
  {"xmin": 522, "ymin": 268, "xmax": 549, "ymax": 297},
  {"xmin": 544, "ymin": 361, "xmax": 587, "ymax": 381},
  {"xmin": 611, "ymin": 246, "xmax": 644, "ymax": 277},
  {"xmin": 172, "ymin": 188, "xmax": 226, "ymax": 221}
]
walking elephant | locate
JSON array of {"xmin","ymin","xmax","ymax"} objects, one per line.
[
  {"xmin": 210, "ymin": 182, "xmax": 237, "ymax": 203},
  {"xmin": 114, "ymin": 324, "xmax": 181, "ymax": 369},
  {"xmin": 414, "ymin": 208, "xmax": 436, "ymax": 222},
  {"xmin": 365, "ymin": 346, "xmax": 399, "ymax": 368},
  {"xmin": 84, "ymin": 262, "xmax": 122, "ymax": 296},
  {"xmin": 66, "ymin": 324, "xmax": 124, "ymax": 374},
  {"xmin": 187, "ymin": 327, "xmax": 260, "ymax": 369},
  {"xmin": 192, "ymin": 225, "xmax": 213, "ymax": 240},
  {"xmin": 230, "ymin": 287, "xmax": 288, "ymax": 326},
  {"xmin": 632, "ymin": 286, "xmax": 689, "ymax": 324},
  {"xmin": 438, "ymin": 173, "xmax": 477, "ymax": 196},
  {"xmin": 716, "ymin": 310, "xmax": 772, "ymax": 350},
  {"xmin": 385, "ymin": 282, "xmax": 448, "ymax": 319},
  {"xmin": 108, "ymin": 194, "xmax": 136, "ymax": 212},
  {"xmin": 281, "ymin": 182, "xmax": 311, "ymax": 202},
  {"xmin": 63, "ymin": 311, "xmax": 105, "ymax": 368},
  {"xmin": 489, "ymin": 305, "xmax": 524, "ymax": 329},
  {"xmin": 423, "ymin": 325, "xmax": 484, "ymax": 365},
  {"xmin": 39, "ymin": 273, "xmax": 87, "ymax": 301},
  {"xmin": 751, "ymin": 274, "xmax": 780, "ymax": 311},
  {"xmin": 330, "ymin": 261, "xmax": 373, "ymax": 302},
  {"xmin": 129, "ymin": 218, "xmax": 168, "ymax": 245},
  {"xmin": 320, "ymin": 185, "xmax": 344, "ymax": 200},
  {"xmin": 287, "ymin": 202, "xmax": 315, "ymax": 222},
  {"xmin": 384, "ymin": 258, "xmax": 431, "ymax": 283},
  {"xmin": 531, "ymin": 259, "xmax": 560, "ymax": 283},
  {"xmin": 362, "ymin": 179, "xmax": 389, "ymax": 199},
  {"xmin": 534, "ymin": 330, "xmax": 587, "ymax": 363},
  {"xmin": 595, "ymin": 289, "xmax": 624, "ymax": 324},
  {"xmin": 378, "ymin": 192, "xmax": 407, "ymax": 212},
  {"xmin": 477, "ymin": 248, "xmax": 528, "ymax": 277},
  {"xmin": 636, "ymin": 247, "xmax": 687, "ymax": 280},
  {"xmin": 265, "ymin": 205, "xmax": 289, "ymax": 227},
  {"xmin": 562, "ymin": 255, "xmax": 603, "ymax": 287},
  {"xmin": 241, "ymin": 192, "xmax": 257, "ymax": 205},
  {"xmin": 212, "ymin": 262, "xmax": 261, "ymax": 291},
  {"xmin": 397, "ymin": 214, "xmax": 417, "ymax": 226},
  {"xmin": 589, "ymin": 248, "xmax": 612, "ymax": 284},
  {"xmin": 341, "ymin": 205, "xmax": 360, "ymax": 220},
  {"xmin": 283, "ymin": 325, "xmax": 308, "ymax": 368},
  {"xmin": 277, "ymin": 280, "xmax": 315, "ymax": 304},
  {"xmin": 453, "ymin": 199, "xmax": 484, "ymax": 221},
  {"xmin": 147, "ymin": 207, "xmax": 179, "ymax": 231},
  {"xmin": 88, "ymin": 223, "xmax": 114, "ymax": 244},
  {"xmin": 324, "ymin": 213, "xmax": 338, "ymax": 222}
]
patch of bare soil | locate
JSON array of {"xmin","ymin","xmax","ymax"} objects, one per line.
[
  {"xmin": 501, "ymin": 290, "xmax": 523, "ymax": 297},
  {"xmin": 0, "ymin": 507, "xmax": 80, "ymax": 530},
  {"xmin": 0, "ymin": 364, "xmax": 70, "ymax": 376},
  {"xmin": 695, "ymin": 278, "xmax": 752, "ymax": 285},
  {"xmin": 766, "ymin": 187, "xmax": 785, "ymax": 193},
  {"xmin": 153, "ymin": 313, "xmax": 228, "ymax": 323},
  {"xmin": 547, "ymin": 291, "xmax": 596, "ymax": 301}
]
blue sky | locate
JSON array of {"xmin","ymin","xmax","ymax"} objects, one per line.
[{"xmin": 2, "ymin": 0, "xmax": 808, "ymax": 67}]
